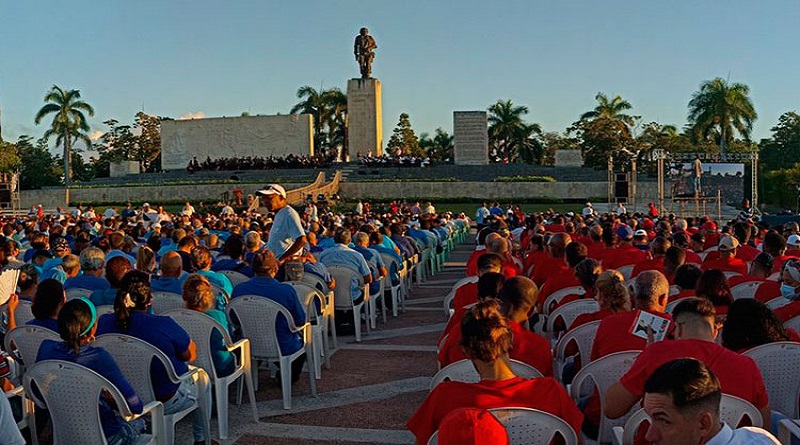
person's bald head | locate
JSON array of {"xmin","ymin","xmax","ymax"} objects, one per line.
[
  {"xmin": 487, "ymin": 235, "xmax": 509, "ymax": 255},
  {"xmin": 160, "ymin": 251, "xmax": 183, "ymax": 277},
  {"xmin": 633, "ymin": 270, "xmax": 669, "ymax": 312},
  {"xmin": 547, "ymin": 233, "xmax": 572, "ymax": 258},
  {"xmin": 484, "ymin": 232, "xmax": 502, "ymax": 248}
]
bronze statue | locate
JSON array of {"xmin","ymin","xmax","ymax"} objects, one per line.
[{"xmin": 354, "ymin": 27, "xmax": 377, "ymax": 78}]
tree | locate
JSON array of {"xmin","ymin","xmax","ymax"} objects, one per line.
[
  {"xmin": 0, "ymin": 140, "xmax": 21, "ymax": 173},
  {"xmin": 687, "ymin": 77, "xmax": 757, "ymax": 156},
  {"xmin": 134, "ymin": 112, "xmax": 163, "ymax": 172},
  {"xmin": 580, "ymin": 92, "xmax": 639, "ymax": 129},
  {"xmin": 488, "ymin": 99, "xmax": 541, "ymax": 163},
  {"xmin": 15, "ymin": 135, "xmax": 63, "ymax": 189},
  {"xmin": 539, "ymin": 132, "xmax": 579, "ymax": 166},
  {"xmin": 290, "ymin": 85, "xmax": 347, "ymax": 158},
  {"xmin": 419, "ymin": 128, "xmax": 453, "ymax": 162},
  {"xmin": 759, "ymin": 111, "xmax": 800, "ymax": 172},
  {"xmin": 34, "ymin": 85, "xmax": 95, "ymax": 185},
  {"xmin": 386, "ymin": 113, "xmax": 422, "ymax": 157},
  {"xmin": 569, "ymin": 117, "xmax": 637, "ymax": 169}
]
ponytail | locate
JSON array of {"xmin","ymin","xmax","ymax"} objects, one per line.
[
  {"xmin": 56, "ymin": 298, "xmax": 96, "ymax": 355},
  {"xmin": 114, "ymin": 277, "xmax": 152, "ymax": 332}
]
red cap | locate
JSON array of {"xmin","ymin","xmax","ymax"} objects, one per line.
[
  {"xmin": 642, "ymin": 219, "xmax": 655, "ymax": 230},
  {"xmin": 438, "ymin": 408, "xmax": 509, "ymax": 445},
  {"xmin": 702, "ymin": 221, "xmax": 717, "ymax": 231}
]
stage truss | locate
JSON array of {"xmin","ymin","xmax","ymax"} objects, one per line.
[{"xmin": 652, "ymin": 150, "xmax": 758, "ymax": 217}]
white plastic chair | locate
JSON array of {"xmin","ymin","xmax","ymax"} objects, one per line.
[
  {"xmin": 766, "ymin": 297, "xmax": 790, "ymax": 310},
  {"xmin": 210, "ymin": 283, "xmax": 231, "ymax": 306},
  {"xmin": 292, "ymin": 278, "xmax": 337, "ymax": 350},
  {"xmin": 11, "ymin": 300, "xmax": 34, "ymax": 326},
  {"xmin": 5, "ymin": 384, "xmax": 35, "ymax": 443},
  {"xmin": 743, "ymin": 341, "xmax": 800, "ymax": 418},
  {"xmin": 666, "ymin": 297, "xmax": 693, "ymax": 313},
  {"xmin": 668, "ymin": 285, "xmax": 680, "ymax": 297},
  {"xmin": 24, "ymin": 360, "xmax": 164, "ymax": 445},
  {"xmin": 4, "ymin": 325, "xmax": 61, "ymax": 371},
  {"xmin": 569, "ymin": 350, "xmax": 641, "ymax": 444},
  {"xmin": 65, "ymin": 287, "xmax": 93, "ymax": 301},
  {"xmin": 95, "ymin": 333, "xmax": 211, "ymax": 445},
  {"xmin": 723, "ymin": 271, "xmax": 741, "ymax": 279},
  {"xmin": 730, "ymin": 281, "xmax": 762, "ymax": 300},
  {"xmin": 542, "ymin": 286, "xmax": 586, "ymax": 316},
  {"xmin": 430, "ymin": 359, "xmax": 543, "ymax": 391},
  {"xmin": 379, "ymin": 252, "xmax": 405, "ymax": 317},
  {"xmin": 163, "ymin": 308, "xmax": 258, "ymax": 439},
  {"xmin": 611, "ymin": 405, "xmax": 650, "ymax": 445},
  {"xmin": 785, "ymin": 315, "xmax": 800, "ymax": 333},
  {"xmin": 327, "ymin": 265, "xmax": 371, "ymax": 341},
  {"xmin": 779, "ymin": 419, "xmax": 800, "ymax": 445},
  {"xmin": 616, "ymin": 265, "xmax": 635, "ymax": 282},
  {"xmin": 226, "ymin": 296, "xmax": 317, "ymax": 409},
  {"xmin": 151, "ymin": 291, "xmax": 184, "ymax": 315},
  {"xmin": 545, "ymin": 299, "xmax": 599, "ymax": 337},
  {"xmin": 553, "ymin": 320, "xmax": 601, "ymax": 383},
  {"xmin": 443, "ymin": 275, "xmax": 478, "ymax": 318},
  {"xmin": 286, "ymin": 281, "xmax": 332, "ymax": 373},
  {"xmin": 218, "ymin": 270, "xmax": 249, "ymax": 287},
  {"xmin": 428, "ymin": 407, "xmax": 578, "ymax": 445}
]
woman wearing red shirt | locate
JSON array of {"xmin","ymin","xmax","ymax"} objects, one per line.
[
  {"xmin": 721, "ymin": 299, "xmax": 799, "ymax": 352},
  {"xmin": 695, "ymin": 269, "xmax": 733, "ymax": 318},
  {"xmin": 410, "ymin": 301, "xmax": 583, "ymax": 444},
  {"xmin": 569, "ymin": 269, "xmax": 630, "ymax": 331}
]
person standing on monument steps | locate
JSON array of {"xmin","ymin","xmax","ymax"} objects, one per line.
[
  {"xmin": 257, "ymin": 184, "xmax": 307, "ymax": 281},
  {"xmin": 693, "ymin": 154, "xmax": 703, "ymax": 196},
  {"xmin": 354, "ymin": 27, "xmax": 377, "ymax": 78}
]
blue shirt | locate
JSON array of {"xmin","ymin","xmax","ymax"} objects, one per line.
[
  {"xmin": 26, "ymin": 317, "xmax": 59, "ymax": 332},
  {"xmin": 106, "ymin": 250, "xmax": 136, "ymax": 267},
  {"xmin": 196, "ymin": 269, "xmax": 233, "ymax": 298},
  {"xmin": 151, "ymin": 275, "xmax": 187, "ymax": 295},
  {"xmin": 319, "ymin": 244, "xmax": 372, "ymax": 300},
  {"xmin": 232, "ymin": 276, "xmax": 305, "ymax": 355},
  {"xmin": 65, "ymin": 275, "xmax": 111, "ymax": 292},
  {"xmin": 353, "ymin": 246, "xmax": 385, "ymax": 296},
  {"xmin": 205, "ymin": 309, "xmax": 235, "ymax": 377},
  {"xmin": 41, "ymin": 257, "xmax": 63, "ymax": 272},
  {"xmin": 90, "ymin": 288, "xmax": 119, "ymax": 306},
  {"xmin": 37, "ymin": 341, "xmax": 143, "ymax": 438},
  {"xmin": 211, "ymin": 258, "xmax": 253, "ymax": 278},
  {"xmin": 97, "ymin": 312, "xmax": 191, "ymax": 401}
]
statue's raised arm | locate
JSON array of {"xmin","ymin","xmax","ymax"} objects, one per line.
[{"xmin": 354, "ymin": 27, "xmax": 377, "ymax": 79}]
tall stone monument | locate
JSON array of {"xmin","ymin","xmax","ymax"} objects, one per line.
[
  {"xmin": 347, "ymin": 28, "xmax": 383, "ymax": 156},
  {"xmin": 453, "ymin": 111, "xmax": 489, "ymax": 165}
]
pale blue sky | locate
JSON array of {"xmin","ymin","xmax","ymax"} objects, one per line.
[{"xmin": 1, "ymin": 1, "xmax": 797, "ymax": 150}]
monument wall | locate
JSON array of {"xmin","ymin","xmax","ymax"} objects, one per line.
[
  {"xmin": 453, "ymin": 111, "xmax": 488, "ymax": 165},
  {"xmin": 161, "ymin": 114, "xmax": 314, "ymax": 171},
  {"xmin": 347, "ymin": 79, "xmax": 383, "ymax": 156}
]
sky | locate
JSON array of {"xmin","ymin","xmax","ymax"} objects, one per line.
[{"xmin": 1, "ymin": 1, "xmax": 798, "ymax": 152}]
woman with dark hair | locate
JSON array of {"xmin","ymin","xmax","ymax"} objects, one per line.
[
  {"xmin": 409, "ymin": 301, "xmax": 583, "ymax": 444},
  {"xmin": 722, "ymin": 299, "xmax": 798, "ymax": 352},
  {"xmin": 695, "ymin": 269, "xmax": 734, "ymax": 315},
  {"xmin": 36, "ymin": 298, "xmax": 145, "ymax": 444},
  {"xmin": 28, "ymin": 278, "xmax": 66, "ymax": 332},
  {"xmin": 97, "ymin": 271, "xmax": 208, "ymax": 445}
]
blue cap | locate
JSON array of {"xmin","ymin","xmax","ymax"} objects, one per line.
[{"xmin": 616, "ymin": 224, "xmax": 633, "ymax": 240}]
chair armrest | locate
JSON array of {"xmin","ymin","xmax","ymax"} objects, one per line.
[
  {"xmin": 130, "ymin": 400, "xmax": 164, "ymax": 442},
  {"xmin": 612, "ymin": 426, "xmax": 624, "ymax": 445},
  {"xmin": 176, "ymin": 365, "xmax": 203, "ymax": 384},
  {"xmin": 228, "ymin": 338, "xmax": 250, "ymax": 368},
  {"xmin": 4, "ymin": 385, "xmax": 24, "ymax": 398},
  {"xmin": 779, "ymin": 419, "xmax": 800, "ymax": 444}
]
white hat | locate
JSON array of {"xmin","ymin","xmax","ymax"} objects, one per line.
[
  {"xmin": 718, "ymin": 235, "xmax": 739, "ymax": 251},
  {"xmin": 634, "ymin": 229, "xmax": 648, "ymax": 237},
  {"xmin": 788, "ymin": 234, "xmax": 800, "ymax": 247},
  {"xmin": 256, "ymin": 184, "xmax": 287, "ymax": 199}
]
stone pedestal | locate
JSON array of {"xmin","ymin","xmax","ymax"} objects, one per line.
[
  {"xmin": 554, "ymin": 150, "xmax": 583, "ymax": 167},
  {"xmin": 453, "ymin": 111, "xmax": 488, "ymax": 165},
  {"xmin": 347, "ymin": 78, "xmax": 383, "ymax": 156},
  {"xmin": 109, "ymin": 161, "xmax": 140, "ymax": 177}
]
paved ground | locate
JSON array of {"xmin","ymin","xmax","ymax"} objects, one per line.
[{"xmin": 175, "ymin": 242, "xmax": 471, "ymax": 444}]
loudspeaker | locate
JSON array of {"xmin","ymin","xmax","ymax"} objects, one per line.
[
  {"xmin": 0, "ymin": 189, "xmax": 10, "ymax": 204},
  {"xmin": 615, "ymin": 181, "xmax": 629, "ymax": 198},
  {"xmin": 614, "ymin": 172, "xmax": 627, "ymax": 182}
]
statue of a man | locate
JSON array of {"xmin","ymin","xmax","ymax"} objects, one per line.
[{"xmin": 354, "ymin": 27, "xmax": 377, "ymax": 78}]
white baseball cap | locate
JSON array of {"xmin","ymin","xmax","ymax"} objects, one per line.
[
  {"xmin": 787, "ymin": 234, "xmax": 800, "ymax": 247},
  {"xmin": 256, "ymin": 184, "xmax": 287, "ymax": 199}
]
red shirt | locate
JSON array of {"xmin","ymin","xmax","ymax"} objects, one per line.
[
  {"xmin": 465, "ymin": 249, "xmax": 486, "ymax": 276},
  {"xmin": 451, "ymin": 283, "xmax": 478, "ymax": 313},
  {"xmin": 602, "ymin": 246, "xmax": 647, "ymax": 270},
  {"xmin": 703, "ymin": 233, "xmax": 721, "ymax": 250},
  {"xmin": 630, "ymin": 257, "xmax": 665, "ymax": 279},
  {"xmin": 531, "ymin": 257, "xmax": 569, "ymax": 287},
  {"xmin": 728, "ymin": 276, "xmax": 782, "ymax": 303},
  {"xmin": 523, "ymin": 249, "xmax": 547, "ymax": 276},
  {"xmin": 700, "ymin": 255, "xmax": 747, "ymax": 275},
  {"xmin": 684, "ymin": 250, "xmax": 703, "ymax": 265},
  {"xmin": 773, "ymin": 254, "xmax": 799, "ymax": 273},
  {"xmin": 591, "ymin": 309, "xmax": 671, "ymax": 361},
  {"xmin": 538, "ymin": 269, "xmax": 580, "ymax": 306},
  {"xmin": 619, "ymin": 339, "xmax": 769, "ymax": 410},
  {"xmin": 703, "ymin": 244, "xmax": 760, "ymax": 263},
  {"xmin": 775, "ymin": 300, "xmax": 800, "ymax": 322},
  {"xmin": 437, "ymin": 321, "xmax": 553, "ymax": 377},
  {"xmin": 407, "ymin": 376, "xmax": 584, "ymax": 445},
  {"xmin": 569, "ymin": 308, "xmax": 615, "ymax": 331}
]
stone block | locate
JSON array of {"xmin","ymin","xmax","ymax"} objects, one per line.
[
  {"xmin": 453, "ymin": 111, "xmax": 488, "ymax": 165},
  {"xmin": 554, "ymin": 150, "xmax": 583, "ymax": 167},
  {"xmin": 347, "ymin": 78, "xmax": 383, "ymax": 156},
  {"xmin": 109, "ymin": 161, "xmax": 140, "ymax": 177}
]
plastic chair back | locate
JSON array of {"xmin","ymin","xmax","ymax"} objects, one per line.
[
  {"xmin": 443, "ymin": 276, "xmax": 478, "ymax": 317},
  {"xmin": 13, "ymin": 300, "xmax": 34, "ymax": 326},
  {"xmin": 570, "ymin": 350, "xmax": 640, "ymax": 443},
  {"xmin": 219, "ymin": 270, "xmax": 249, "ymax": 287},
  {"xmin": 553, "ymin": 320, "xmax": 601, "ymax": 380},
  {"xmin": 226, "ymin": 296, "xmax": 287, "ymax": 359},
  {"xmin": 151, "ymin": 291, "xmax": 184, "ymax": 315},
  {"xmin": 616, "ymin": 265, "xmax": 634, "ymax": 282},
  {"xmin": 668, "ymin": 285, "xmax": 680, "ymax": 297},
  {"xmin": 25, "ymin": 360, "xmax": 156, "ymax": 445},
  {"xmin": 720, "ymin": 393, "xmax": 763, "ymax": 427},
  {"xmin": 546, "ymin": 299, "xmax": 599, "ymax": 334},
  {"xmin": 163, "ymin": 309, "xmax": 231, "ymax": 380},
  {"xmin": 744, "ymin": 341, "xmax": 800, "ymax": 418},
  {"xmin": 327, "ymin": 265, "xmax": 365, "ymax": 310},
  {"xmin": 430, "ymin": 359, "xmax": 543, "ymax": 391},
  {"xmin": 300, "ymin": 273, "xmax": 329, "ymax": 293},
  {"xmin": 4, "ymin": 325, "xmax": 61, "ymax": 369},
  {"xmin": 766, "ymin": 297, "xmax": 790, "ymax": 310},
  {"xmin": 543, "ymin": 286, "xmax": 586, "ymax": 316},
  {"xmin": 731, "ymin": 281, "xmax": 761, "ymax": 300},
  {"xmin": 614, "ymin": 408, "xmax": 651, "ymax": 445},
  {"xmin": 286, "ymin": 282, "xmax": 325, "ymax": 322},
  {"xmin": 489, "ymin": 407, "xmax": 578, "ymax": 445},
  {"xmin": 666, "ymin": 297, "xmax": 692, "ymax": 313},
  {"xmin": 65, "ymin": 287, "xmax": 93, "ymax": 301},
  {"xmin": 785, "ymin": 315, "xmax": 800, "ymax": 333}
]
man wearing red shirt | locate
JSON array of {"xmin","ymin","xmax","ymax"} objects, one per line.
[
  {"xmin": 630, "ymin": 237, "xmax": 671, "ymax": 279},
  {"xmin": 727, "ymin": 253, "xmax": 781, "ymax": 303},
  {"xmin": 763, "ymin": 231, "xmax": 797, "ymax": 274},
  {"xmin": 603, "ymin": 225, "xmax": 647, "ymax": 270},
  {"xmin": 531, "ymin": 233, "xmax": 571, "ymax": 287},
  {"xmin": 591, "ymin": 270, "xmax": 671, "ymax": 360},
  {"xmin": 700, "ymin": 235, "xmax": 747, "ymax": 275},
  {"xmin": 440, "ymin": 270, "xmax": 505, "ymax": 344},
  {"xmin": 670, "ymin": 232, "xmax": 702, "ymax": 265},
  {"xmin": 466, "ymin": 233, "xmax": 518, "ymax": 278},
  {"xmin": 604, "ymin": 298, "xmax": 770, "ymax": 424},
  {"xmin": 538, "ymin": 242, "xmax": 587, "ymax": 310},
  {"xmin": 701, "ymin": 220, "xmax": 720, "ymax": 251}
]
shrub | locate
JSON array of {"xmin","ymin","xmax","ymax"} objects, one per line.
[{"xmin": 492, "ymin": 175, "xmax": 556, "ymax": 183}]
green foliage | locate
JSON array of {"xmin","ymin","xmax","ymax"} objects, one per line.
[
  {"xmin": 492, "ymin": 175, "xmax": 556, "ymax": 182},
  {"xmin": 386, "ymin": 112, "xmax": 422, "ymax": 157},
  {"xmin": 687, "ymin": 77, "xmax": 757, "ymax": 155},
  {"xmin": 16, "ymin": 135, "xmax": 63, "ymax": 189},
  {"xmin": 538, "ymin": 132, "xmax": 577, "ymax": 166},
  {"xmin": 0, "ymin": 140, "xmax": 21, "ymax": 172},
  {"xmin": 34, "ymin": 85, "xmax": 95, "ymax": 185},
  {"xmin": 418, "ymin": 128, "xmax": 453, "ymax": 162},
  {"xmin": 759, "ymin": 111, "xmax": 800, "ymax": 172},
  {"xmin": 580, "ymin": 92, "xmax": 640, "ymax": 127},
  {"xmin": 761, "ymin": 165, "xmax": 800, "ymax": 208},
  {"xmin": 569, "ymin": 117, "xmax": 637, "ymax": 169},
  {"xmin": 290, "ymin": 86, "xmax": 347, "ymax": 159},
  {"xmin": 487, "ymin": 99, "xmax": 543, "ymax": 164},
  {"xmin": 93, "ymin": 113, "xmax": 164, "ymax": 176}
]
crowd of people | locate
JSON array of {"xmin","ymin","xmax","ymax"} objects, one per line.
[
  {"xmin": 186, "ymin": 154, "xmax": 334, "ymax": 172},
  {"xmin": 0, "ymin": 186, "xmax": 470, "ymax": 444},
  {"xmin": 407, "ymin": 203, "xmax": 800, "ymax": 444},
  {"xmin": 357, "ymin": 153, "xmax": 432, "ymax": 168}
]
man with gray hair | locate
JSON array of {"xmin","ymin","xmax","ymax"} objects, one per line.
[
  {"xmin": 64, "ymin": 246, "xmax": 110, "ymax": 291},
  {"xmin": 319, "ymin": 228, "xmax": 372, "ymax": 305},
  {"xmin": 352, "ymin": 231, "xmax": 388, "ymax": 301}
]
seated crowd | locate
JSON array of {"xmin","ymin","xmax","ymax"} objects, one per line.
[
  {"xmin": 186, "ymin": 153, "xmax": 334, "ymax": 172},
  {"xmin": 0, "ymin": 186, "xmax": 468, "ymax": 444},
  {"xmin": 410, "ymin": 207, "xmax": 800, "ymax": 444}
]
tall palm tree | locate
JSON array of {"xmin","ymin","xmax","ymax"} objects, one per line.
[
  {"xmin": 488, "ymin": 99, "xmax": 539, "ymax": 161},
  {"xmin": 581, "ymin": 92, "xmax": 639, "ymax": 128},
  {"xmin": 290, "ymin": 85, "xmax": 326, "ymax": 153},
  {"xmin": 290, "ymin": 86, "xmax": 347, "ymax": 157},
  {"xmin": 687, "ymin": 77, "xmax": 757, "ymax": 156},
  {"xmin": 34, "ymin": 85, "xmax": 94, "ymax": 185}
]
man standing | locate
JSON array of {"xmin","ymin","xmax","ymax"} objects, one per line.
[
  {"xmin": 693, "ymin": 154, "xmax": 703, "ymax": 196},
  {"xmin": 354, "ymin": 27, "xmax": 377, "ymax": 78},
  {"xmin": 257, "ymin": 184, "xmax": 307, "ymax": 280}
]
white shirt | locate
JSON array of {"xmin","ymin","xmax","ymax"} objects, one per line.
[
  {"xmin": 355, "ymin": 202, "xmax": 363, "ymax": 214},
  {"xmin": 220, "ymin": 205, "xmax": 234, "ymax": 215},
  {"xmin": 267, "ymin": 205, "xmax": 305, "ymax": 258},
  {"xmin": 103, "ymin": 208, "xmax": 118, "ymax": 218},
  {"xmin": 616, "ymin": 205, "xmax": 627, "ymax": 215},
  {"xmin": 582, "ymin": 206, "xmax": 594, "ymax": 217},
  {"xmin": 706, "ymin": 423, "xmax": 779, "ymax": 445}
]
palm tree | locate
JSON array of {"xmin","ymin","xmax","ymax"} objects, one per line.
[
  {"xmin": 581, "ymin": 92, "xmax": 639, "ymax": 128},
  {"xmin": 34, "ymin": 85, "xmax": 94, "ymax": 185},
  {"xmin": 488, "ymin": 100, "xmax": 540, "ymax": 162},
  {"xmin": 687, "ymin": 77, "xmax": 757, "ymax": 156},
  {"xmin": 290, "ymin": 86, "xmax": 347, "ymax": 158}
]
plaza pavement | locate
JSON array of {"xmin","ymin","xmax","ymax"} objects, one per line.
[{"xmin": 175, "ymin": 240, "xmax": 473, "ymax": 444}]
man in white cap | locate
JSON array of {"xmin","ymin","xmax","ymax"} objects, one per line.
[
  {"xmin": 257, "ymin": 184, "xmax": 306, "ymax": 280},
  {"xmin": 582, "ymin": 202, "xmax": 594, "ymax": 218}
]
